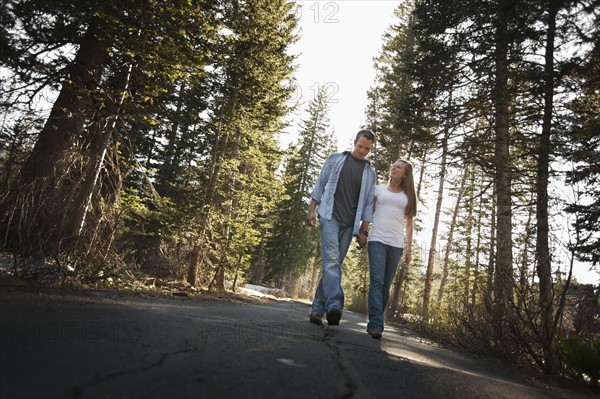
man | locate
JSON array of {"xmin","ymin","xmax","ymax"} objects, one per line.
[{"xmin": 306, "ymin": 130, "xmax": 377, "ymax": 326}]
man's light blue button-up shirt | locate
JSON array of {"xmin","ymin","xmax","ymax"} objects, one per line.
[{"xmin": 310, "ymin": 151, "xmax": 377, "ymax": 236}]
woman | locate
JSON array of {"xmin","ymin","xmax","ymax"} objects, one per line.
[{"xmin": 363, "ymin": 159, "xmax": 417, "ymax": 339}]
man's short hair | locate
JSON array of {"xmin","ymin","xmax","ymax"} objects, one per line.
[{"xmin": 355, "ymin": 129, "xmax": 375, "ymax": 143}]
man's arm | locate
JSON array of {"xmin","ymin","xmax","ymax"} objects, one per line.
[
  {"xmin": 357, "ymin": 195, "xmax": 375, "ymax": 248},
  {"xmin": 306, "ymin": 154, "xmax": 337, "ymax": 227},
  {"xmin": 359, "ymin": 169, "xmax": 377, "ymax": 226},
  {"xmin": 356, "ymin": 220, "xmax": 370, "ymax": 248}
]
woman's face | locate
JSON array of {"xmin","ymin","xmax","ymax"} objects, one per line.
[{"xmin": 389, "ymin": 161, "xmax": 405, "ymax": 179}]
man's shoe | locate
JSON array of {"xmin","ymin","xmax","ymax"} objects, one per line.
[
  {"xmin": 368, "ymin": 328, "xmax": 382, "ymax": 339},
  {"xmin": 326, "ymin": 308, "xmax": 342, "ymax": 326},
  {"xmin": 309, "ymin": 313, "xmax": 323, "ymax": 325}
]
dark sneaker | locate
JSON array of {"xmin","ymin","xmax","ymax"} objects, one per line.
[
  {"xmin": 309, "ymin": 313, "xmax": 323, "ymax": 325},
  {"xmin": 368, "ymin": 328, "xmax": 382, "ymax": 339},
  {"xmin": 326, "ymin": 308, "xmax": 342, "ymax": 326}
]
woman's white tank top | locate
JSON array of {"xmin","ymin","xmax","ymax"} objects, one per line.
[{"xmin": 368, "ymin": 185, "xmax": 407, "ymax": 248}]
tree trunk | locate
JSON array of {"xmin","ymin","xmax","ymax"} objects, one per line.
[
  {"xmin": 517, "ymin": 196, "xmax": 534, "ymax": 310},
  {"xmin": 462, "ymin": 167, "xmax": 475, "ymax": 308},
  {"xmin": 485, "ymin": 185, "xmax": 497, "ymax": 308},
  {"xmin": 387, "ymin": 263, "xmax": 407, "ymax": 319},
  {"xmin": 187, "ymin": 244, "xmax": 202, "ymax": 286},
  {"xmin": 19, "ymin": 23, "xmax": 109, "ymax": 185},
  {"xmin": 423, "ymin": 134, "xmax": 448, "ymax": 314},
  {"xmin": 492, "ymin": 0, "xmax": 515, "ymax": 348},
  {"xmin": 470, "ymin": 172, "xmax": 485, "ymax": 307},
  {"xmin": 437, "ymin": 165, "xmax": 468, "ymax": 306},
  {"xmin": 70, "ymin": 61, "xmax": 134, "ymax": 238},
  {"xmin": 415, "ymin": 153, "xmax": 427, "ymax": 199},
  {"xmin": 536, "ymin": 0, "xmax": 559, "ymax": 375}
]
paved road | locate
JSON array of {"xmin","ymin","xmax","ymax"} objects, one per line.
[{"xmin": 0, "ymin": 286, "xmax": 595, "ymax": 399}]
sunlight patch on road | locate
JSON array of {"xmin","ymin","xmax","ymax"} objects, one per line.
[
  {"xmin": 276, "ymin": 358, "xmax": 307, "ymax": 368},
  {"xmin": 380, "ymin": 343, "xmax": 532, "ymax": 389}
]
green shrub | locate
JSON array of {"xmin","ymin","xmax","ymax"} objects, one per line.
[{"xmin": 556, "ymin": 335, "xmax": 600, "ymax": 385}]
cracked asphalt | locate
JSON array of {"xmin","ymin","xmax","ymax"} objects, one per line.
[{"xmin": 1, "ymin": 286, "xmax": 596, "ymax": 399}]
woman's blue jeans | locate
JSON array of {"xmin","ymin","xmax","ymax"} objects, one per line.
[
  {"xmin": 311, "ymin": 218, "xmax": 354, "ymax": 315},
  {"xmin": 367, "ymin": 241, "xmax": 404, "ymax": 331}
]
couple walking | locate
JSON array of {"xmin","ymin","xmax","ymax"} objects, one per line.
[{"xmin": 306, "ymin": 130, "xmax": 417, "ymax": 339}]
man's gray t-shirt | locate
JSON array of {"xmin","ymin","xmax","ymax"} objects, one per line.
[{"xmin": 332, "ymin": 154, "xmax": 366, "ymax": 226}]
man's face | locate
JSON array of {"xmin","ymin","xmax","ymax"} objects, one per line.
[{"xmin": 352, "ymin": 136, "xmax": 373, "ymax": 161}]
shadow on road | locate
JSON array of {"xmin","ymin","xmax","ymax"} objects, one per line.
[{"xmin": 1, "ymin": 287, "xmax": 597, "ymax": 399}]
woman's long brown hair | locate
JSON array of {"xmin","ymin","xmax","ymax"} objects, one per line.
[{"xmin": 389, "ymin": 159, "xmax": 417, "ymax": 217}]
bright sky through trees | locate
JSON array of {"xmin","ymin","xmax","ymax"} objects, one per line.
[
  {"xmin": 283, "ymin": 0, "xmax": 599, "ymax": 285},
  {"xmin": 282, "ymin": 0, "xmax": 402, "ymax": 150}
]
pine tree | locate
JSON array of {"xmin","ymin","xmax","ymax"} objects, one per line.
[
  {"xmin": 564, "ymin": 5, "xmax": 600, "ymax": 267},
  {"xmin": 370, "ymin": 0, "xmax": 435, "ymax": 175},
  {"xmin": 263, "ymin": 86, "xmax": 333, "ymax": 288},
  {"xmin": 185, "ymin": 0, "xmax": 299, "ymax": 288}
]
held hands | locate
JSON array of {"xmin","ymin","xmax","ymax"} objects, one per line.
[{"xmin": 356, "ymin": 233, "xmax": 367, "ymax": 249}]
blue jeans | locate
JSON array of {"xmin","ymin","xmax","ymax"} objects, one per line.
[
  {"xmin": 311, "ymin": 218, "xmax": 354, "ymax": 315},
  {"xmin": 367, "ymin": 241, "xmax": 404, "ymax": 331}
]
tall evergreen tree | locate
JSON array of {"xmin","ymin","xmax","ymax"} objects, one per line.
[
  {"xmin": 263, "ymin": 86, "xmax": 332, "ymax": 288},
  {"xmin": 371, "ymin": 0, "xmax": 436, "ymax": 175},
  {"xmin": 564, "ymin": 3, "xmax": 600, "ymax": 267},
  {"xmin": 0, "ymin": 0, "xmax": 216, "ymax": 263},
  {"xmin": 185, "ymin": 0, "xmax": 298, "ymax": 287}
]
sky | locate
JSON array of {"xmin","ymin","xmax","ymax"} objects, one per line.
[
  {"xmin": 280, "ymin": 0, "xmax": 402, "ymax": 150},
  {"xmin": 283, "ymin": 1, "xmax": 599, "ymax": 286}
]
